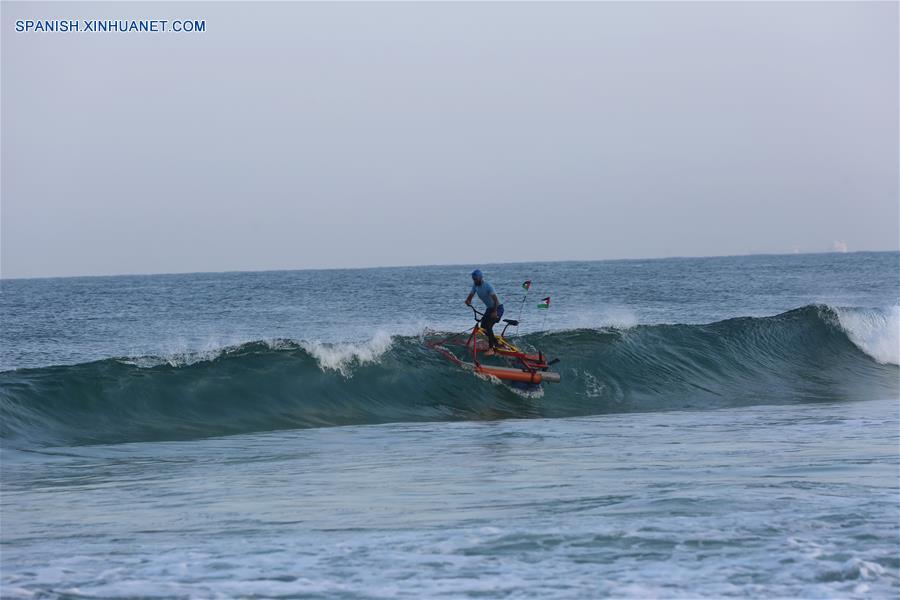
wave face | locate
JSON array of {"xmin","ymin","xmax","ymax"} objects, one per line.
[{"xmin": 1, "ymin": 305, "xmax": 897, "ymax": 447}]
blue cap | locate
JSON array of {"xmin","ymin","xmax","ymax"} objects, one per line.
[{"xmin": 471, "ymin": 269, "xmax": 483, "ymax": 280}]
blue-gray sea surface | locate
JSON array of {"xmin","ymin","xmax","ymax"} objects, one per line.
[{"xmin": 1, "ymin": 252, "xmax": 898, "ymax": 598}]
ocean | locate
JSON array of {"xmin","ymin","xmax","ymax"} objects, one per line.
[{"xmin": 1, "ymin": 252, "xmax": 898, "ymax": 598}]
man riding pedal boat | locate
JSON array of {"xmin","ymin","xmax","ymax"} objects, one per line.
[{"xmin": 465, "ymin": 269, "xmax": 504, "ymax": 356}]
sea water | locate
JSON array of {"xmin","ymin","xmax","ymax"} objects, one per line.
[{"xmin": 1, "ymin": 252, "xmax": 898, "ymax": 598}]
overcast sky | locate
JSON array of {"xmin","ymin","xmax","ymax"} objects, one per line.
[{"xmin": 2, "ymin": 1, "xmax": 897, "ymax": 278}]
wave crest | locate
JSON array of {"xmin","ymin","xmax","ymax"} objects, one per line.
[
  {"xmin": 299, "ymin": 331, "xmax": 395, "ymax": 376},
  {"xmin": 834, "ymin": 306, "xmax": 899, "ymax": 365}
]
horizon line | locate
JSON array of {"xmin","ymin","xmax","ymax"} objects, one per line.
[{"xmin": 2, "ymin": 248, "xmax": 897, "ymax": 282}]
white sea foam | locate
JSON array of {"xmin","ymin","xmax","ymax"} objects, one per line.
[
  {"xmin": 119, "ymin": 338, "xmax": 255, "ymax": 369},
  {"xmin": 262, "ymin": 338, "xmax": 298, "ymax": 351},
  {"xmin": 508, "ymin": 382, "xmax": 545, "ymax": 399},
  {"xmin": 119, "ymin": 347, "xmax": 228, "ymax": 369},
  {"xmin": 834, "ymin": 305, "xmax": 900, "ymax": 365},
  {"xmin": 119, "ymin": 332, "xmax": 396, "ymax": 374},
  {"xmin": 119, "ymin": 334, "xmax": 262, "ymax": 369},
  {"xmin": 841, "ymin": 557, "xmax": 886, "ymax": 580},
  {"xmin": 300, "ymin": 330, "xmax": 394, "ymax": 376},
  {"xmin": 566, "ymin": 306, "xmax": 639, "ymax": 331},
  {"xmin": 598, "ymin": 306, "xmax": 640, "ymax": 329},
  {"xmin": 583, "ymin": 372, "xmax": 605, "ymax": 398}
]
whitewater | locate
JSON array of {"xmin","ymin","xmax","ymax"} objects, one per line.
[{"xmin": 1, "ymin": 252, "xmax": 898, "ymax": 598}]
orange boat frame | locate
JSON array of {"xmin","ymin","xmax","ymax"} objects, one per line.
[{"xmin": 429, "ymin": 307, "xmax": 561, "ymax": 385}]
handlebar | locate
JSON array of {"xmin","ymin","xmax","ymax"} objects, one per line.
[
  {"xmin": 468, "ymin": 304, "xmax": 484, "ymax": 319},
  {"xmin": 469, "ymin": 305, "xmax": 499, "ymax": 320}
]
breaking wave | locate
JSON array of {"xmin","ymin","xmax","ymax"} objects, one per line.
[{"xmin": 1, "ymin": 305, "xmax": 897, "ymax": 447}]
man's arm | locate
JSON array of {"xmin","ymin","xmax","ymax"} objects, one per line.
[
  {"xmin": 465, "ymin": 292, "xmax": 475, "ymax": 306},
  {"xmin": 490, "ymin": 293, "xmax": 500, "ymax": 316}
]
